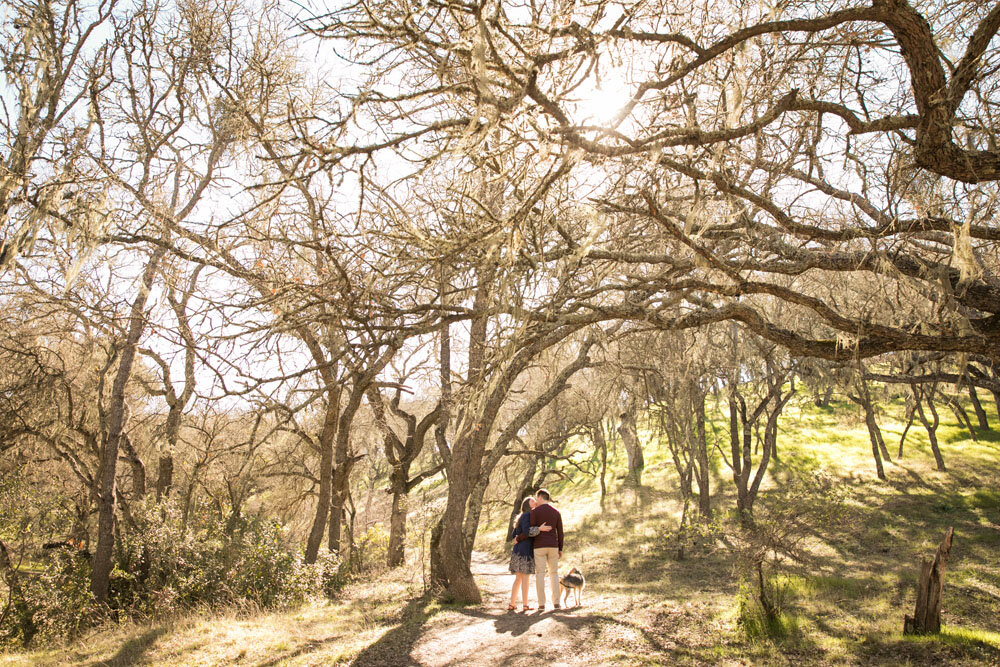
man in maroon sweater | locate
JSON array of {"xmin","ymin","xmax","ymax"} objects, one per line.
[{"xmin": 529, "ymin": 488, "xmax": 564, "ymax": 609}]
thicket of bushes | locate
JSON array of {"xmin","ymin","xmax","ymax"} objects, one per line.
[{"xmin": 0, "ymin": 497, "xmax": 354, "ymax": 647}]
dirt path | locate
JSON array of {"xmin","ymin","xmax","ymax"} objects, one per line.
[{"xmin": 353, "ymin": 552, "xmax": 629, "ymax": 667}]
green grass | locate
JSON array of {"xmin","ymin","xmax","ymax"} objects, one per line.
[
  {"xmin": 477, "ymin": 389, "xmax": 1000, "ymax": 664},
  {"xmin": 5, "ymin": 391, "xmax": 1000, "ymax": 665}
]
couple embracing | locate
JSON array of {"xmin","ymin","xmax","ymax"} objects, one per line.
[{"xmin": 508, "ymin": 488, "xmax": 564, "ymax": 612}]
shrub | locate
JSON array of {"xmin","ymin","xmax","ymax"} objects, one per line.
[
  {"xmin": 345, "ymin": 525, "xmax": 390, "ymax": 576},
  {"xmin": 1, "ymin": 498, "xmax": 341, "ymax": 647},
  {"xmin": 110, "ymin": 499, "xmax": 336, "ymax": 615},
  {"xmin": 736, "ymin": 579, "xmax": 797, "ymax": 642}
]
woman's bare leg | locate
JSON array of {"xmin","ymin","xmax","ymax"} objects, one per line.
[
  {"xmin": 510, "ymin": 573, "xmax": 521, "ymax": 606},
  {"xmin": 520, "ymin": 571, "xmax": 530, "ymax": 606}
]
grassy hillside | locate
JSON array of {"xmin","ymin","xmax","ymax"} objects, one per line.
[
  {"xmin": 3, "ymin": 394, "xmax": 1000, "ymax": 665},
  {"xmin": 476, "ymin": 393, "xmax": 1000, "ymax": 664}
]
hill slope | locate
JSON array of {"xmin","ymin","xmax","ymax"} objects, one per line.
[{"xmin": 3, "ymin": 396, "xmax": 1000, "ymax": 665}]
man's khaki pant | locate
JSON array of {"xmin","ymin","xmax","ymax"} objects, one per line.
[{"xmin": 533, "ymin": 547, "xmax": 560, "ymax": 607}]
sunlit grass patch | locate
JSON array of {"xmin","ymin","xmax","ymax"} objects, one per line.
[
  {"xmin": 781, "ymin": 574, "xmax": 873, "ymax": 600},
  {"xmin": 898, "ymin": 625, "xmax": 1000, "ymax": 651}
]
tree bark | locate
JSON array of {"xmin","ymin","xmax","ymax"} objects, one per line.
[
  {"xmin": 693, "ymin": 388, "xmax": 711, "ymax": 519},
  {"xmin": 304, "ymin": 390, "xmax": 340, "ymax": 564},
  {"xmin": 814, "ymin": 385, "xmax": 833, "ymax": 408},
  {"xmin": 590, "ymin": 424, "xmax": 608, "ymax": 510},
  {"xmin": 329, "ymin": 453, "xmax": 363, "ymax": 554},
  {"xmin": 967, "ymin": 384, "xmax": 990, "ymax": 430},
  {"xmin": 729, "ymin": 393, "xmax": 749, "ymax": 523},
  {"xmin": 435, "ymin": 450, "xmax": 482, "ymax": 602},
  {"xmin": 387, "ymin": 471, "xmax": 408, "ymax": 568},
  {"xmin": 617, "ymin": 408, "xmax": 644, "ymax": 485},
  {"xmin": 155, "ymin": 267, "xmax": 201, "ymax": 502},
  {"xmin": 368, "ymin": 385, "xmax": 442, "ymax": 568},
  {"xmin": 155, "ymin": 455, "xmax": 173, "ymax": 502},
  {"xmin": 729, "ymin": 370, "xmax": 791, "ymax": 525},
  {"xmin": 914, "ymin": 386, "xmax": 946, "ymax": 471},
  {"xmin": 850, "ymin": 379, "xmax": 889, "ymax": 478},
  {"xmin": 945, "ymin": 395, "xmax": 978, "ymax": 441},
  {"xmin": 91, "ymin": 246, "xmax": 164, "ymax": 605},
  {"xmin": 867, "ymin": 411, "xmax": 887, "ymax": 481},
  {"xmin": 433, "ymin": 325, "xmax": 591, "ymax": 601},
  {"xmin": 120, "ymin": 432, "xmax": 147, "ymax": 499},
  {"xmin": 898, "ymin": 397, "xmax": 916, "ymax": 458},
  {"xmin": 904, "ymin": 527, "xmax": 954, "ymax": 635},
  {"xmin": 433, "ymin": 272, "xmax": 492, "ymax": 604},
  {"xmin": 328, "ymin": 375, "xmax": 373, "ymax": 554}
]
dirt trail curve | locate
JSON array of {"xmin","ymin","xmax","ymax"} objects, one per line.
[{"xmin": 351, "ymin": 552, "xmax": 621, "ymax": 667}]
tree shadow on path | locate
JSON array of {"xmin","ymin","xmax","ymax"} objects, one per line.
[{"xmin": 349, "ymin": 596, "xmax": 443, "ymax": 667}]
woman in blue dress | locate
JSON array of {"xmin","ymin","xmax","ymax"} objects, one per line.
[{"xmin": 508, "ymin": 496, "xmax": 551, "ymax": 611}]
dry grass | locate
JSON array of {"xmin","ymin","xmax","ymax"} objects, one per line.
[
  {"xmin": 0, "ymin": 570, "xmax": 425, "ymax": 666},
  {"xmin": 4, "ymin": 393, "xmax": 1000, "ymax": 665}
]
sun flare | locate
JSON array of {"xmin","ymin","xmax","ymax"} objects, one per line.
[{"xmin": 574, "ymin": 74, "xmax": 634, "ymax": 126}]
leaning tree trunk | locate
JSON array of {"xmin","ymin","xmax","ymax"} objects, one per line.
[
  {"xmin": 866, "ymin": 411, "xmax": 887, "ymax": 481},
  {"xmin": 851, "ymin": 377, "xmax": 892, "ymax": 468},
  {"xmin": 853, "ymin": 383, "xmax": 887, "ymax": 480},
  {"xmin": 904, "ymin": 527, "xmax": 954, "ymax": 635},
  {"xmin": 967, "ymin": 384, "xmax": 990, "ymax": 430},
  {"xmin": 945, "ymin": 396, "xmax": 978, "ymax": 441},
  {"xmin": 92, "ymin": 247, "xmax": 164, "ymax": 605}
]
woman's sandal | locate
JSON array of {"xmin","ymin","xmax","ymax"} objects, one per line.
[
  {"xmin": 522, "ymin": 605, "xmax": 534, "ymax": 612},
  {"xmin": 506, "ymin": 604, "xmax": 517, "ymax": 611}
]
